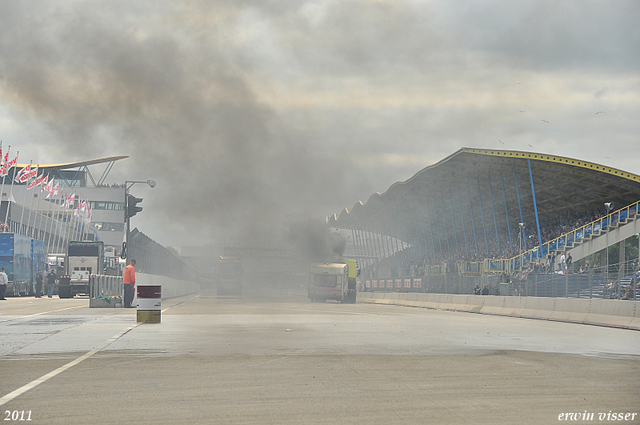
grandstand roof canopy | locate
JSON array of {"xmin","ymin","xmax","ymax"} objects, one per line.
[
  {"xmin": 17, "ymin": 155, "xmax": 129, "ymax": 171},
  {"xmin": 330, "ymin": 148, "xmax": 640, "ymax": 258}
]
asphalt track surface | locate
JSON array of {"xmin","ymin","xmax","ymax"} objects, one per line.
[{"xmin": 0, "ymin": 289, "xmax": 639, "ymax": 425}]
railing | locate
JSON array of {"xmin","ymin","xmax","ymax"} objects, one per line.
[
  {"xmin": 425, "ymin": 264, "xmax": 445, "ymax": 275},
  {"xmin": 509, "ymin": 200, "xmax": 639, "ymax": 272},
  {"xmin": 458, "ymin": 261, "xmax": 483, "ymax": 274},
  {"xmin": 89, "ymin": 275, "xmax": 123, "ymax": 299}
]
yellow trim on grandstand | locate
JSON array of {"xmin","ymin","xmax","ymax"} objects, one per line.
[
  {"xmin": 16, "ymin": 155, "xmax": 129, "ymax": 170},
  {"xmin": 462, "ymin": 148, "xmax": 640, "ymax": 183}
]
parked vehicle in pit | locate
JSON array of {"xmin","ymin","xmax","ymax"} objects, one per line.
[
  {"xmin": 58, "ymin": 241, "xmax": 105, "ymax": 298},
  {"xmin": 0, "ymin": 233, "xmax": 46, "ymax": 297}
]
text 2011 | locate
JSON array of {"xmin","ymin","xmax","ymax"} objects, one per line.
[{"xmin": 4, "ymin": 411, "xmax": 32, "ymax": 421}]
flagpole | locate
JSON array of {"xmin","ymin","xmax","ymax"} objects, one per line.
[
  {"xmin": 78, "ymin": 197, "xmax": 86, "ymax": 241},
  {"xmin": 33, "ymin": 174, "xmax": 48, "ymax": 241},
  {"xmin": 79, "ymin": 198, "xmax": 85, "ymax": 241},
  {"xmin": 61, "ymin": 194, "xmax": 72, "ymax": 252},
  {"xmin": 26, "ymin": 183, "xmax": 35, "ymax": 237},
  {"xmin": 4, "ymin": 150, "xmax": 18, "ymax": 232},
  {"xmin": 45, "ymin": 191, "xmax": 55, "ymax": 253},
  {"xmin": 44, "ymin": 179, "xmax": 57, "ymax": 252},
  {"xmin": 56, "ymin": 192, "xmax": 66, "ymax": 254},
  {"xmin": 17, "ymin": 161, "xmax": 32, "ymax": 236},
  {"xmin": 70, "ymin": 195, "xmax": 78, "ymax": 242},
  {"xmin": 25, "ymin": 166, "xmax": 39, "ymax": 237},
  {"xmin": 52, "ymin": 191, "xmax": 64, "ymax": 254},
  {"xmin": 63, "ymin": 203, "xmax": 72, "ymax": 249},
  {"xmin": 83, "ymin": 199, "xmax": 90, "ymax": 241},
  {"xmin": 0, "ymin": 145, "xmax": 8, "ymax": 232}
]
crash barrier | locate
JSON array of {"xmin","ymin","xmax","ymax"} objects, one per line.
[
  {"xmin": 89, "ymin": 273, "xmax": 198, "ymax": 308},
  {"xmin": 137, "ymin": 285, "xmax": 162, "ymax": 323},
  {"xmin": 135, "ymin": 273, "xmax": 200, "ymax": 299},
  {"xmin": 358, "ymin": 292, "xmax": 640, "ymax": 330},
  {"xmin": 357, "ymin": 272, "xmax": 636, "ymax": 299},
  {"xmin": 89, "ymin": 275, "xmax": 123, "ymax": 308}
]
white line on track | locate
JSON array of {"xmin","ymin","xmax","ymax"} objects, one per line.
[
  {"xmin": 0, "ymin": 305, "xmax": 86, "ymax": 324},
  {"xmin": 0, "ymin": 293, "xmax": 200, "ymax": 406},
  {"xmin": 0, "ymin": 323, "xmax": 141, "ymax": 407}
]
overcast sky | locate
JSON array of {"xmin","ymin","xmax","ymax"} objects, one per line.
[{"xmin": 0, "ymin": 1, "xmax": 638, "ymax": 249}]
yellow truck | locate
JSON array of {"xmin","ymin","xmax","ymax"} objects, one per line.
[{"xmin": 308, "ymin": 259, "xmax": 357, "ymax": 303}]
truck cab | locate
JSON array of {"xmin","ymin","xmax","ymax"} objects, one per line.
[{"xmin": 308, "ymin": 262, "xmax": 355, "ymax": 303}]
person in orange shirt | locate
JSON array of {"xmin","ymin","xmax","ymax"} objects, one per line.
[{"xmin": 123, "ymin": 259, "xmax": 136, "ymax": 308}]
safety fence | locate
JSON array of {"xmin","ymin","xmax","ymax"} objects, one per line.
[
  {"xmin": 510, "ymin": 200, "xmax": 639, "ymax": 271},
  {"xmin": 128, "ymin": 228, "xmax": 190, "ymax": 281},
  {"xmin": 359, "ymin": 270, "xmax": 637, "ymax": 300},
  {"xmin": 89, "ymin": 275, "xmax": 123, "ymax": 298}
]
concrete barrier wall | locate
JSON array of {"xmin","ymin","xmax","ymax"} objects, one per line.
[
  {"xmin": 135, "ymin": 273, "xmax": 200, "ymax": 299},
  {"xmin": 359, "ymin": 292, "xmax": 640, "ymax": 330}
]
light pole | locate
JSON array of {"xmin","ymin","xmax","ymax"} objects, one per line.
[
  {"xmin": 518, "ymin": 222, "xmax": 525, "ymax": 270},
  {"xmin": 604, "ymin": 202, "xmax": 614, "ymax": 291},
  {"xmin": 123, "ymin": 180, "xmax": 156, "ymax": 266}
]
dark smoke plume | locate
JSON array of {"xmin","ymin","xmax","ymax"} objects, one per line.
[
  {"xmin": 285, "ymin": 216, "xmax": 347, "ymax": 263},
  {"xmin": 0, "ymin": 2, "xmax": 372, "ymax": 247}
]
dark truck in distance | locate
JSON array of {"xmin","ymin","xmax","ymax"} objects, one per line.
[
  {"xmin": 58, "ymin": 241, "xmax": 105, "ymax": 298},
  {"xmin": 216, "ymin": 256, "xmax": 243, "ymax": 296}
]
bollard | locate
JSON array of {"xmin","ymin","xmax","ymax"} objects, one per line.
[{"xmin": 137, "ymin": 285, "xmax": 161, "ymax": 323}]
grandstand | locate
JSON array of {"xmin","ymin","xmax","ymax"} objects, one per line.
[{"xmin": 329, "ymin": 148, "xmax": 640, "ymax": 298}]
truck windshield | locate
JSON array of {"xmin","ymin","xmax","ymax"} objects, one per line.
[
  {"xmin": 219, "ymin": 263, "xmax": 241, "ymax": 279},
  {"xmin": 68, "ymin": 245, "xmax": 100, "ymax": 257},
  {"xmin": 313, "ymin": 275, "xmax": 337, "ymax": 287}
]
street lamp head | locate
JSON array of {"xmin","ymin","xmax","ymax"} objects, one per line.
[
  {"xmin": 147, "ymin": 180, "xmax": 156, "ymax": 188},
  {"xmin": 518, "ymin": 222, "xmax": 525, "ymax": 229}
]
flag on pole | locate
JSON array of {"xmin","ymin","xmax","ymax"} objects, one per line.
[
  {"xmin": 15, "ymin": 163, "xmax": 31, "ymax": 182},
  {"xmin": 26, "ymin": 171, "xmax": 44, "ymax": 190},
  {"xmin": 42, "ymin": 176, "xmax": 52, "ymax": 193},
  {"xmin": 46, "ymin": 183, "xmax": 58, "ymax": 199},
  {"xmin": 20, "ymin": 167, "xmax": 38, "ymax": 183},
  {"xmin": 64, "ymin": 193, "xmax": 75, "ymax": 209},
  {"xmin": 1, "ymin": 155, "xmax": 15, "ymax": 176}
]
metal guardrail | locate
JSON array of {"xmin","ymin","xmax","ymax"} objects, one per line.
[
  {"xmin": 458, "ymin": 261, "xmax": 483, "ymax": 274},
  {"xmin": 89, "ymin": 275, "xmax": 123, "ymax": 298},
  {"xmin": 509, "ymin": 200, "xmax": 639, "ymax": 272}
]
